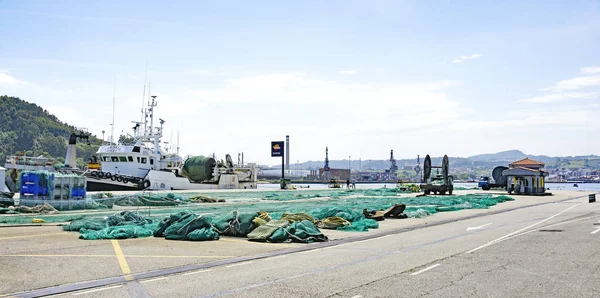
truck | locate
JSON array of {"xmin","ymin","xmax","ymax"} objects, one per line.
[{"xmin": 478, "ymin": 166, "xmax": 508, "ymax": 191}]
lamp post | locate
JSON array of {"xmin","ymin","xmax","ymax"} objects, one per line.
[{"xmin": 102, "ymin": 130, "xmax": 105, "ymax": 145}]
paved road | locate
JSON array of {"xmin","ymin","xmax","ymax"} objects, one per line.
[{"xmin": 45, "ymin": 194, "xmax": 600, "ymax": 298}]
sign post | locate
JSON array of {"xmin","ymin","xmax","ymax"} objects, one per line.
[{"xmin": 271, "ymin": 141, "xmax": 285, "ymax": 189}]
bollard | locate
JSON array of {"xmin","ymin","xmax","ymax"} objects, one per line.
[{"xmin": 590, "ymin": 194, "xmax": 596, "ymax": 203}]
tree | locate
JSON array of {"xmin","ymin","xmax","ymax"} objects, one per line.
[{"xmin": 0, "ymin": 95, "xmax": 102, "ymax": 165}]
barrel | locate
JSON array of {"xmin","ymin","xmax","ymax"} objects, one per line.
[
  {"xmin": 182, "ymin": 156, "xmax": 216, "ymax": 182},
  {"xmin": 590, "ymin": 194, "xmax": 596, "ymax": 203}
]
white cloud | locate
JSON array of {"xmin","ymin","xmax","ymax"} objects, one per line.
[
  {"xmin": 0, "ymin": 71, "xmax": 26, "ymax": 85},
  {"xmin": 544, "ymin": 74, "xmax": 600, "ymax": 92},
  {"xmin": 340, "ymin": 70, "xmax": 357, "ymax": 75},
  {"xmin": 179, "ymin": 73, "xmax": 461, "ymax": 161},
  {"xmin": 191, "ymin": 73, "xmax": 458, "ymax": 108},
  {"xmin": 519, "ymin": 92, "xmax": 600, "ymax": 103},
  {"xmin": 581, "ymin": 66, "xmax": 600, "ymax": 74},
  {"xmin": 186, "ymin": 69, "xmax": 215, "ymax": 76},
  {"xmin": 452, "ymin": 53, "xmax": 482, "ymax": 63}
]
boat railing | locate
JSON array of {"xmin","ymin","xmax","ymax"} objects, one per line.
[{"xmin": 5, "ymin": 156, "xmax": 56, "ymax": 167}]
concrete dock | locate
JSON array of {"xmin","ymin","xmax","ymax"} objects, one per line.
[{"xmin": 1, "ymin": 189, "xmax": 598, "ymax": 297}]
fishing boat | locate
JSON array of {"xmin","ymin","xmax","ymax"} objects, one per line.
[{"xmin": 85, "ymin": 96, "xmax": 257, "ymax": 191}]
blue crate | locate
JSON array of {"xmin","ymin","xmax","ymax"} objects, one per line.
[
  {"xmin": 20, "ymin": 184, "xmax": 43, "ymax": 196},
  {"xmin": 71, "ymin": 187, "xmax": 86, "ymax": 198},
  {"xmin": 21, "ymin": 173, "xmax": 40, "ymax": 185}
]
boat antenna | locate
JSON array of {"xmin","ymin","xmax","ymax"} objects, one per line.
[
  {"xmin": 140, "ymin": 62, "xmax": 148, "ymax": 134},
  {"xmin": 111, "ymin": 76, "xmax": 116, "ymax": 145},
  {"xmin": 177, "ymin": 124, "xmax": 180, "ymax": 156},
  {"xmin": 145, "ymin": 82, "xmax": 151, "ymax": 135}
]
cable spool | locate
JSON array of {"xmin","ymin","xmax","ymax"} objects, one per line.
[
  {"xmin": 442, "ymin": 155, "xmax": 449, "ymax": 184},
  {"xmin": 492, "ymin": 166, "xmax": 508, "ymax": 185},
  {"xmin": 423, "ymin": 155, "xmax": 432, "ymax": 182}
]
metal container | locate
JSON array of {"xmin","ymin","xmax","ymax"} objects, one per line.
[{"xmin": 182, "ymin": 156, "xmax": 216, "ymax": 182}]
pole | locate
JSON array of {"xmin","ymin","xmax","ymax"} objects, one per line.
[
  {"xmin": 111, "ymin": 77, "xmax": 116, "ymax": 144},
  {"xmin": 281, "ymin": 151, "xmax": 285, "ymax": 189}
]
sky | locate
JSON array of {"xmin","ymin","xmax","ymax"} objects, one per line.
[{"xmin": 1, "ymin": 0, "xmax": 599, "ymax": 166}]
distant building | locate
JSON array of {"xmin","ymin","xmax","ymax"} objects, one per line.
[
  {"xmin": 319, "ymin": 168, "xmax": 350, "ymax": 181},
  {"xmin": 503, "ymin": 158, "xmax": 548, "ymax": 195}
]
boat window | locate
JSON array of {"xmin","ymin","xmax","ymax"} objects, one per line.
[
  {"xmin": 128, "ymin": 156, "xmax": 133, "ymax": 162},
  {"xmin": 103, "ymin": 156, "xmax": 110, "ymax": 162},
  {"xmin": 141, "ymin": 157, "xmax": 147, "ymax": 164},
  {"xmin": 150, "ymin": 158, "xmax": 154, "ymax": 165},
  {"xmin": 111, "ymin": 156, "xmax": 119, "ymax": 162},
  {"xmin": 137, "ymin": 157, "xmax": 140, "ymax": 163},
  {"xmin": 119, "ymin": 156, "xmax": 127, "ymax": 162}
]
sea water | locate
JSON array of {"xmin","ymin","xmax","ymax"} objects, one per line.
[{"xmin": 258, "ymin": 182, "xmax": 600, "ymax": 191}]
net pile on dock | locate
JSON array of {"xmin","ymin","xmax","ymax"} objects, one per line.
[{"xmin": 62, "ymin": 211, "xmax": 157, "ymax": 240}]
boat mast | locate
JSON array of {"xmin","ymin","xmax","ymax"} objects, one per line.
[
  {"xmin": 140, "ymin": 63, "xmax": 147, "ymax": 138},
  {"xmin": 145, "ymin": 83, "xmax": 151, "ymax": 136},
  {"xmin": 148, "ymin": 95, "xmax": 159, "ymax": 156},
  {"xmin": 111, "ymin": 77, "xmax": 116, "ymax": 145}
]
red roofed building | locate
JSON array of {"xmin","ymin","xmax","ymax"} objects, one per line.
[
  {"xmin": 509, "ymin": 158, "xmax": 545, "ymax": 170},
  {"xmin": 503, "ymin": 158, "xmax": 548, "ymax": 195}
]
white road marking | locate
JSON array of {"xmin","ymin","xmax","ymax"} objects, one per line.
[
  {"xmin": 466, "ymin": 223, "xmax": 493, "ymax": 231},
  {"xmin": 72, "ymin": 285, "xmax": 122, "ymax": 295},
  {"xmin": 466, "ymin": 203, "xmax": 582, "ymax": 254},
  {"xmin": 182, "ymin": 269, "xmax": 212, "ymax": 276},
  {"xmin": 591, "ymin": 228, "xmax": 600, "ymax": 235},
  {"xmin": 501, "ymin": 214, "xmax": 599, "ymax": 242},
  {"xmin": 140, "ymin": 277, "xmax": 168, "ymax": 283},
  {"xmin": 350, "ymin": 295, "xmax": 363, "ymax": 298},
  {"xmin": 226, "ymin": 261, "xmax": 253, "ymax": 268},
  {"xmin": 410, "ymin": 264, "xmax": 441, "ymax": 276}
]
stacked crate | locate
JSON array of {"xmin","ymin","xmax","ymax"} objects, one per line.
[{"xmin": 19, "ymin": 171, "xmax": 87, "ymax": 210}]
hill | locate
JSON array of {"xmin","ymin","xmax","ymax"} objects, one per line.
[
  {"xmin": 0, "ymin": 95, "xmax": 101, "ymax": 167},
  {"xmin": 468, "ymin": 150, "xmax": 554, "ymax": 163}
]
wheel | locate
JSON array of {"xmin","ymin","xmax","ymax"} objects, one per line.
[
  {"xmin": 482, "ymin": 184, "xmax": 490, "ymax": 191},
  {"xmin": 97, "ymin": 171, "xmax": 104, "ymax": 178},
  {"xmin": 90, "ymin": 171, "xmax": 98, "ymax": 177},
  {"xmin": 449, "ymin": 188, "xmax": 453, "ymax": 195},
  {"xmin": 122, "ymin": 177, "xmax": 129, "ymax": 184},
  {"xmin": 110, "ymin": 175, "xmax": 116, "ymax": 181},
  {"xmin": 143, "ymin": 180, "xmax": 151, "ymax": 189},
  {"xmin": 104, "ymin": 172, "xmax": 112, "ymax": 179},
  {"xmin": 440, "ymin": 191, "xmax": 446, "ymax": 195},
  {"xmin": 116, "ymin": 176, "xmax": 123, "ymax": 182},
  {"xmin": 424, "ymin": 190, "xmax": 431, "ymax": 195}
]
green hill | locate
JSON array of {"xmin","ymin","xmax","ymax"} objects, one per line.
[{"xmin": 0, "ymin": 95, "xmax": 101, "ymax": 167}]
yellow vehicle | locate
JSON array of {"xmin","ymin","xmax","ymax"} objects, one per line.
[{"xmin": 328, "ymin": 179, "xmax": 343, "ymax": 188}]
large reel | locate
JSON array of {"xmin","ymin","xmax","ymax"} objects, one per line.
[
  {"xmin": 442, "ymin": 155, "xmax": 449, "ymax": 184},
  {"xmin": 492, "ymin": 166, "xmax": 508, "ymax": 185},
  {"xmin": 423, "ymin": 155, "xmax": 432, "ymax": 182}
]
